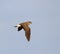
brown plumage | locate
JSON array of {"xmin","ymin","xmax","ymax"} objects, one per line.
[{"xmin": 14, "ymin": 21, "xmax": 32, "ymax": 41}]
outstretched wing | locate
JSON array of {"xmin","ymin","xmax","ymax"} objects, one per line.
[
  {"xmin": 25, "ymin": 27, "xmax": 30, "ymax": 41},
  {"xmin": 22, "ymin": 24, "xmax": 31, "ymax": 41}
]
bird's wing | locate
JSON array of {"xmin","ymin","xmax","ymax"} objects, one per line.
[
  {"xmin": 22, "ymin": 24, "xmax": 31, "ymax": 41},
  {"xmin": 25, "ymin": 27, "xmax": 30, "ymax": 41}
]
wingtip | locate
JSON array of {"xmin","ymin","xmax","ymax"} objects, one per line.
[{"xmin": 27, "ymin": 39, "xmax": 30, "ymax": 42}]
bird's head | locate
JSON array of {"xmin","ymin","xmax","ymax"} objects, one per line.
[{"xmin": 14, "ymin": 24, "xmax": 21, "ymax": 28}]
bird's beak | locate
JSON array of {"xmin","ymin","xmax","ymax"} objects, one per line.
[{"xmin": 14, "ymin": 26, "xmax": 17, "ymax": 27}]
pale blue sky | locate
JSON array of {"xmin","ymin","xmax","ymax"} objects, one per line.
[{"xmin": 0, "ymin": 0, "xmax": 60, "ymax": 54}]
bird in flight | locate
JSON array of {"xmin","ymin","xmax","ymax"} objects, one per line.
[{"xmin": 14, "ymin": 21, "xmax": 32, "ymax": 41}]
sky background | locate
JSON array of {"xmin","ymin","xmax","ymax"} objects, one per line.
[{"xmin": 0, "ymin": 0, "xmax": 60, "ymax": 54}]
